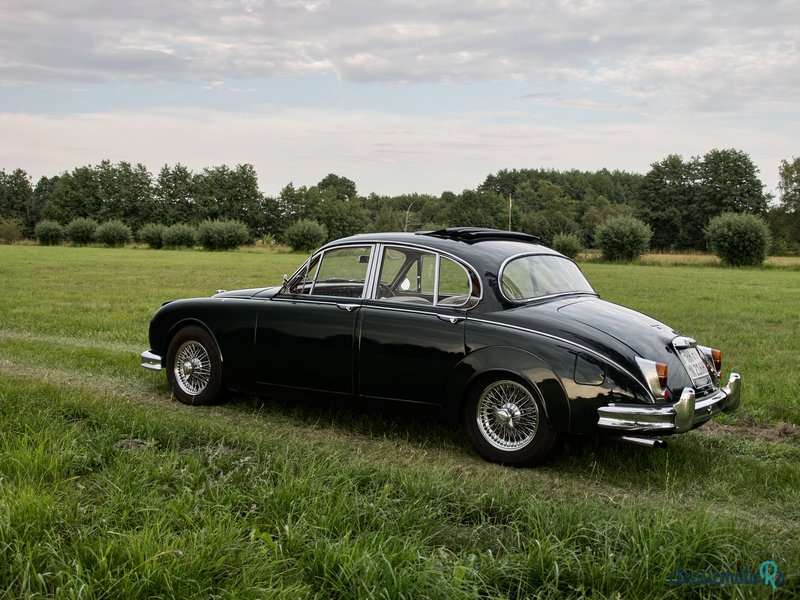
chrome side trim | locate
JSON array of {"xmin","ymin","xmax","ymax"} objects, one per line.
[
  {"xmin": 141, "ymin": 350, "xmax": 163, "ymax": 371},
  {"xmin": 468, "ymin": 317, "xmax": 653, "ymax": 401}
]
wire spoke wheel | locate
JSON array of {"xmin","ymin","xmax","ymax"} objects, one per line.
[
  {"xmin": 475, "ymin": 380, "xmax": 539, "ymax": 451},
  {"xmin": 166, "ymin": 326, "xmax": 224, "ymax": 405},
  {"xmin": 173, "ymin": 340, "xmax": 212, "ymax": 395}
]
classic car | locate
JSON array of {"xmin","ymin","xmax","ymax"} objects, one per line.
[{"xmin": 141, "ymin": 228, "xmax": 740, "ymax": 466}]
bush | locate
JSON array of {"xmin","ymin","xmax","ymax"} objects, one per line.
[
  {"xmin": 65, "ymin": 218, "xmax": 98, "ymax": 246},
  {"xmin": 197, "ymin": 220, "xmax": 250, "ymax": 251},
  {"xmin": 705, "ymin": 212, "xmax": 771, "ymax": 267},
  {"xmin": 162, "ymin": 224, "xmax": 197, "ymax": 249},
  {"xmin": 595, "ymin": 216, "xmax": 652, "ymax": 262},
  {"xmin": 34, "ymin": 220, "xmax": 65, "ymax": 246},
  {"xmin": 285, "ymin": 219, "xmax": 328, "ymax": 252},
  {"xmin": 0, "ymin": 218, "xmax": 23, "ymax": 244},
  {"xmin": 552, "ymin": 232, "xmax": 582, "ymax": 259},
  {"xmin": 139, "ymin": 223, "xmax": 167, "ymax": 249},
  {"xmin": 96, "ymin": 220, "xmax": 132, "ymax": 248}
]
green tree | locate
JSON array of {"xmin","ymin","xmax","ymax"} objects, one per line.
[
  {"xmin": 512, "ymin": 180, "xmax": 580, "ymax": 245},
  {"xmin": 155, "ymin": 164, "xmax": 195, "ymax": 226},
  {"xmin": 192, "ymin": 165, "xmax": 263, "ymax": 234},
  {"xmin": 95, "ymin": 161, "xmax": 155, "ymax": 233},
  {"xmin": 446, "ymin": 190, "xmax": 504, "ymax": 229},
  {"xmin": 580, "ymin": 196, "xmax": 634, "ymax": 246},
  {"xmin": 285, "ymin": 219, "xmax": 328, "ymax": 252},
  {"xmin": 706, "ymin": 212, "xmax": 771, "ymax": 266},
  {"xmin": 316, "ymin": 196, "xmax": 366, "ymax": 240},
  {"xmin": 596, "ymin": 216, "xmax": 652, "ymax": 262},
  {"xmin": 318, "ymin": 173, "xmax": 357, "ymax": 202},
  {"xmin": 778, "ymin": 157, "xmax": 800, "ymax": 212},
  {"xmin": 0, "ymin": 169, "xmax": 36, "ymax": 236},
  {"xmin": 768, "ymin": 157, "xmax": 800, "ymax": 252},
  {"xmin": 43, "ymin": 166, "xmax": 102, "ymax": 224},
  {"xmin": 636, "ymin": 154, "xmax": 697, "ymax": 250},
  {"xmin": 695, "ymin": 148, "xmax": 767, "ymax": 219},
  {"xmin": 637, "ymin": 150, "xmax": 767, "ymax": 251},
  {"xmin": 33, "ymin": 175, "xmax": 59, "ymax": 229}
]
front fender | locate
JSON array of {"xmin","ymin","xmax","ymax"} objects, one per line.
[
  {"xmin": 440, "ymin": 345, "xmax": 570, "ymax": 431},
  {"xmin": 148, "ymin": 298, "xmax": 260, "ymax": 386}
]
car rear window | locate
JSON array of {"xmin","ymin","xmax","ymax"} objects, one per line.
[{"xmin": 500, "ymin": 255, "xmax": 594, "ymax": 301}]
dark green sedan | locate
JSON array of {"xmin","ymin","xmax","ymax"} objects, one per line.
[{"xmin": 142, "ymin": 228, "xmax": 740, "ymax": 466}]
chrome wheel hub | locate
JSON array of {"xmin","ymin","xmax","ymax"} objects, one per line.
[
  {"xmin": 476, "ymin": 380, "xmax": 539, "ymax": 450},
  {"xmin": 173, "ymin": 341, "xmax": 211, "ymax": 396}
]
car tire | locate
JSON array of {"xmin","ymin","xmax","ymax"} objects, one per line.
[
  {"xmin": 166, "ymin": 325, "xmax": 225, "ymax": 406},
  {"xmin": 463, "ymin": 376, "xmax": 558, "ymax": 466}
]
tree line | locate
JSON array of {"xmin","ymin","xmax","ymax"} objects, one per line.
[{"xmin": 1, "ymin": 150, "xmax": 799, "ymax": 253}]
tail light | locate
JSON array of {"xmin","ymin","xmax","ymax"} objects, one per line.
[
  {"xmin": 635, "ymin": 357, "xmax": 670, "ymax": 402},
  {"xmin": 656, "ymin": 362, "xmax": 669, "ymax": 391},
  {"xmin": 710, "ymin": 349, "xmax": 722, "ymax": 375},
  {"xmin": 698, "ymin": 345, "xmax": 723, "ymax": 379}
]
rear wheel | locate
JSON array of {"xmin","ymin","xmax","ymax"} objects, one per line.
[
  {"xmin": 166, "ymin": 326, "xmax": 224, "ymax": 405},
  {"xmin": 463, "ymin": 377, "xmax": 557, "ymax": 466}
]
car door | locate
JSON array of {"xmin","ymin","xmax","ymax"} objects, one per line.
[
  {"xmin": 358, "ymin": 245, "xmax": 478, "ymax": 406},
  {"xmin": 254, "ymin": 244, "xmax": 373, "ymax": 396}
]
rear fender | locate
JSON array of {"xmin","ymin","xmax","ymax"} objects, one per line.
[{"xmin": 441, "ymin": 346, "xmax": 570, "ymax": 431}]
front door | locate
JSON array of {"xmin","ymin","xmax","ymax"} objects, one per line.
[{"xmin": 255, "ymin": 245, "xmax": 373, "ymax": 395}]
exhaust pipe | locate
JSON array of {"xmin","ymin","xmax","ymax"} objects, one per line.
[{"xmin": 619, "ymin": 436, "xmax": 668, "ymax": 449}]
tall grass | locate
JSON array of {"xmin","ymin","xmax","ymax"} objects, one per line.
[{"xmin": 1, "ymin": 245, "xmax": 798, "ymax": 597}]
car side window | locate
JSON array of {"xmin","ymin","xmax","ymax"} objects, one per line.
[
  {"xmin": 374, "ymin": 247, "xmax": 475, "ymax": 308},
  {"xmin": 288, "ymin": 246, "xmax": 372, "ymax": 298},
  {"xmin": 436, "ymin": 257, "xmax": 472, "ymax": 306}
]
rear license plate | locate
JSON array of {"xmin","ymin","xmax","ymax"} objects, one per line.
[{"xmin": 678, "ymin": 347, "xmax": 712, "ymax": 388}]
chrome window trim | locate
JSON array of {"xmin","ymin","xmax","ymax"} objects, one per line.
[
  {"xmin": 283, "ymin": 243, "xmax": 376, "ymax": 300},
  {"xmin": 367, "ymin": 242, "xmax": 482, "ymax": 308},
  {"xmin": 497, "ymin": 252, "xmax": 597, "ymax": 304}
]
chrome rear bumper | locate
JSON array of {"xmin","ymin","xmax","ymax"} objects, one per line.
[
  {"xmin": 597, "ymin": 372, "xmax": 741, "ymax": 434},
  {"xmin": 141, "ymin": 350, "xmax": 163, "ymax": 371}
]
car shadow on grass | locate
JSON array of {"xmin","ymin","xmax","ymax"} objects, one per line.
[{"xmin": 216, "ymin": 391, "xmax": 749, "ymax": 488}]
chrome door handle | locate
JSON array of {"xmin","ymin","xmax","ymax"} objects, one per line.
[
  {"xmin": 436, "ymin": 314, "xmax": 465, "ymax": 324},
  {"xmin": 337, "ymin": 303, "xmax": 360, "ymax": 312}
]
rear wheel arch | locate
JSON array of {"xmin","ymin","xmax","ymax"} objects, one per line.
[{"xmin": 442, "ymin": 346, "xmax": 571, "ymax": 431}]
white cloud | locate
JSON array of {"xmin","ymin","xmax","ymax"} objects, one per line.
[
  {"xmin": 0, "ymin": 0, "xmax": 797, "ymax": 196},
  {"xmin": 0, "ymin": 105, "xmax": 790, "ymax": 195}
]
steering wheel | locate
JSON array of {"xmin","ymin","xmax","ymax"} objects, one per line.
[{"xmin": 378, "ymin": 283, "xmax": 396, "ymax": 298}]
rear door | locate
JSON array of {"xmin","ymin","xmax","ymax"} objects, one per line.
[{"xmin": 358, "ymin": 245, "xmax": 478, "ymax": 405}]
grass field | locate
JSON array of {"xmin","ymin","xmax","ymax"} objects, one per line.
[{"xmin": 1, "ymin": 245, "xmax": 798, "ymax": 598}]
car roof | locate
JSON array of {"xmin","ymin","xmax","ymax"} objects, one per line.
[{"xmin": 324, "ymin": 228, "xmax": 561, "ymax": 270}]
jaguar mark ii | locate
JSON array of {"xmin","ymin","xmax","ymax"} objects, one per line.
[{"xmin": 141, "ymin": 228, "xmax": 741, "ymax": 466}]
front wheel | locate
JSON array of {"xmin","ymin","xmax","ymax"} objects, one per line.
[
  {"xmin": 463, "ymin": 377, "xmax": 558, "ymax": 466},
  {"xmin": 166, "ymin": 326, "xmax": 225, "ymax": 406}
]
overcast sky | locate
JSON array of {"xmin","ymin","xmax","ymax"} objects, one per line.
[{"xmin": 1, "ymin": 0, "xmax": 797, "ymax": 197}]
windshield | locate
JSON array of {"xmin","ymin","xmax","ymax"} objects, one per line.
[{"xmin": 500, "ymin": 255, "xmax": 595, "ymax": 301}]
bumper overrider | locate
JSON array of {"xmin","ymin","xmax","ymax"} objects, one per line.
[
  {"xmin": 597, "ymin": 373, "xmax": 741, "ymax": 434},
  {"xmin": 141, "ymin": 350, "xmax": 163, "ymax": 371}
]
